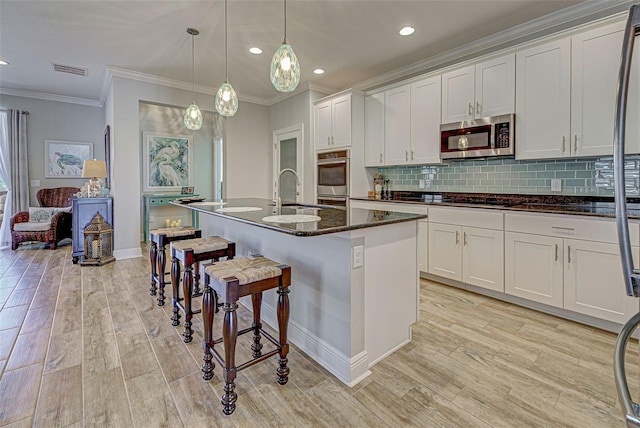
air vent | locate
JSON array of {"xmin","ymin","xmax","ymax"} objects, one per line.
[{"xmin": 51, "ymin": 62, "xmax": 88, "ymax": 77}]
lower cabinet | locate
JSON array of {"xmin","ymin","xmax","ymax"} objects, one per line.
[{"xmin": 505, "ymin": 213, "xmax": 639, "ymax": 324}]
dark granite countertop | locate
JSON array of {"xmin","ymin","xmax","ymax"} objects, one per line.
[
  {"xmin": 351, "ymin": 192, "xmax": 640, "ymax": 219},
  {"xmin": 172, "ymin": 198, "xmax": 426, "ymax": 237}
]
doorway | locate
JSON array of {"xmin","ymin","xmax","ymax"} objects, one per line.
[{"xmin": 273, "ymin": 124, "xmax": 303, "ymax": 204}]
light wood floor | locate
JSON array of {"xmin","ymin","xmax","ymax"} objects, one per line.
[{"xmin": 0, "ymin": 242, "xmax": 639, "ymax": 427}]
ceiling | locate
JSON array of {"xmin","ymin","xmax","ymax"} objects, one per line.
[{"xmin": 0, "ymin": 0, "xmax": 630, "ymax": 107}]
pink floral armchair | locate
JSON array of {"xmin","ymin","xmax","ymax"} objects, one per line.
[{"xmin": 10, "ymin": 187, "xmax": 79, "ymax": 250}]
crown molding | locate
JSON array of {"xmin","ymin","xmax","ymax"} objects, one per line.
[
  {"xmin": 265, "ymin": 81, "xmax": 336, "ymax": 106},
  {"xmin": 0, "ymin": 86, "xmax": 103, "ymax": 107},
  {"xmin": 354, "ymin": 0, "xmax": 636, "ymax": 92}
]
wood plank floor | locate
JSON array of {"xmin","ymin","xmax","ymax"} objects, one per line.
[{"xmin": 0, "ymin": 242, "xmax": 638, "ymax": 427}]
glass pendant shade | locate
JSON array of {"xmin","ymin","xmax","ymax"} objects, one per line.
[
  {"xmin": 184, "ymin": 103, "xmax": 203, "ymax": 130},
  {"xmin": 270, "ymin": 42, "xmax": 300, "ymax": 92},
  {"xmin": 215, "ymin": 81, "xmax": 238, "ymax": 117}
]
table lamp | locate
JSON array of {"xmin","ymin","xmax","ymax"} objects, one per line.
[{"xmin": 82, "ymin": 159, "xmax": 107, "ymax": 197}]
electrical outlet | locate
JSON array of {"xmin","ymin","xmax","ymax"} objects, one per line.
[
  {"xmin": 352, "ymin": 245, "xmax": 363, "ymax": 269},
  {"xmin": 419, "ymin": 179, "xmax": 426, "ymax": 189},
  {"xmin": 551, "ymin": 178, "xmax": 562, "ymax": 192},
  {"xmin": 30, "ymin": 180, "xmax": 40, "ymax": 187}
]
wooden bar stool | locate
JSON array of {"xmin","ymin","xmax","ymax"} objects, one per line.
[
  {"xmin": 149, "ymin": 227, "xmax": 201, "ymax": 306},
  {"xmin": 201, "ymin": 257, "xmax": 291, "ymax": 416},
  {"xmin": 170, "ymin": 236, "xmax": 236, "ymax": 343}
]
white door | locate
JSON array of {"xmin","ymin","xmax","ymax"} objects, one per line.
[
  {"xmin": 504, "ymin": 232, "xmax": 564, "ymax": 307},
  {"xmin": 441, "ymin": 65, "xmax": 474, "ymax": 123},
  {"xmin": 273, "ymin": 125, "xmax": 303, "ymax": 204},
  {"xmin": 384, "ymin": 85, "xmax": 411, "ymax": 165},
  {"xmin": 475, "ymin": 54, "xmax": 515, "ymax": 118},
  {"xmin": 314, "ymin": 100, "xmax": 332, "ymax": 150},
  {"xmin": 365, "ymin": 93, "xmax": 385, "ymax": 166},
  {"xmin": 462, "ymin": 227, "xmax": 504, "ymax": 292},
  {"xmin": 516, "ymin": 38, "xmax": 571, "ymax": 160},
  {"xmin": 428, "ymin": 222, "xmax": 462, "ymax": 281},
  {"xmin": 410, "ymin": 75, "xmax": 441, "ymax": 165},
  {"xmin": 331, "ymin": 94, "xmax": 352, "ymax": 148}
]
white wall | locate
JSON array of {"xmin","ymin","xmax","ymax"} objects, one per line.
[{"xmin": 0, "ymin": 95, "xmax": 104, "ymax": 205}]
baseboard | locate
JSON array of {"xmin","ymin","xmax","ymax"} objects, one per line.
[
  {"xmin": 367, "ymin": 336, "xmax": 411, "ymax": 369},
  {"xmin": 113, "ymin": 247, "xmax": 142, "ymax": 260}
]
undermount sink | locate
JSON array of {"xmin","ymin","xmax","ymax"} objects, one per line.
[
  {"xmin": 262, "ymin": 215, "xmax": 322, "ymax": 224},
  {"xmin": 216, "ymin": 207, "xmax": 262, "ymax": 213}
]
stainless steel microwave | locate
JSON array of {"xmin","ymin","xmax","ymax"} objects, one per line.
[{"xmin": 440, "ymin": 113, "xmax": 515, "ymax": 160}]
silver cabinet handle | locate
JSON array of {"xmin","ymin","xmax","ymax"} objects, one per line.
[
  {"xmin": 568, "ymin": 245, "xmax": 571, "ymax": 263},
  {"xmin": 331, "ymin": 136, "xmax": 335, "ymax": 145},
  {"xmin": 562, "ymin": 136, "xmax": 566, "ymax": 153},
  {"xmin": 405, "ymin": 150, "xmax": 408, "ymax": 161},
  {"xmin": 476, "ymin": 101, "xmax": 481, "ymax": 116},
  {"xmin": 552, "ymin": 226, "xmax": 575, "ymax": 231},
  {"xmin": 456, "ymin": 231, "xmax": 460, "ymax": 244},
  {"xmin": 379, "ymin": 153, "xmax": 383, "ymax": 162},
  {"xmin": 468, "ymin": 102, "xmax": 473, "ymax": 116},
  {"xmin": 555, "ymin": 244, "xmax": 558, "ymax": 261},
  {"xmin": 574, "ymin": 135, "xmax": 578, "ymax": 152},
  {"xmin": 327, "ymin": 136, "xmax": 330, "ymax": 145},
  {"xmin": 463, "ymin": 232, "xmax": 468, "ymax": 245},
  {"xmin": 411, "ymin": 149, "xmax": 414, "ymax": 160}
]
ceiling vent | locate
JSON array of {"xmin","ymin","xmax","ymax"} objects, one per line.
[{"xmin": 51, "ymin": 62, "xmax": 88, "ymax": 77}]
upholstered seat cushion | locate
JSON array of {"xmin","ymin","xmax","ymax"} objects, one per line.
[
  {"xmin": 14, "ymin": 222, "xmax": 53, "ymax": 232},
  {"xmin": 171, "ymin": 236, "xmax": 229, "ymax": 255},
  {"xmin": 150, "ymin": 226, "xmax": 197, "ymax": 239},
  {"xmin": 205, "ymin": 257, "xmax": 282, "ymax": 285},
  {"xmin": 28, "ymin": 206, "xmax": 72, "ymax": 223}
]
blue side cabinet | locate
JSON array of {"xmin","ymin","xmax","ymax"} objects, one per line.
[{"xmin": 72, "ymin": 197, "xmax": 113, "ymax": 263}]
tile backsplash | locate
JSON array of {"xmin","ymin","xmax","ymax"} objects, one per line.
[{"xmin": 377, "ymin": 156, "xmax": 640, "ymax": 196}]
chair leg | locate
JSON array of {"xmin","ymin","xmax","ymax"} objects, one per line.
[
  {"xmin": 276, "ymin": 285, "xmax": 290, "ymax": 385},
  {"xmin": 192, "ymin": 261, "xmax": 202, "ymax": 297},
  {"xmin": 182, "ymin": 265, "xmax": 194, "ymax": 343},
  {"xmin": 201, "ymin": 284, "xmax": 215, "ymax": 381},
  {"xmin": 149, "ymin": 242, "xmax": 157, "ymax": 295},
  {"xmin": 221, "ymin": 301, "xmax": 238, "ymax": 416},
  {"xmin": 251, "ymin": 292, "xmax": 263, "ymax": 358},
  {"xmin": 157, "ymin": 245, "xmax": 167, "ymax": 306},
  {"xmin": 171, "ymin": 257, "xmax": 181, "ymax": 326}
]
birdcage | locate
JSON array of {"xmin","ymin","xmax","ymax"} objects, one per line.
[{"xmin": 80, "ymin": 212, "xmax": 115, "ymax": 266}]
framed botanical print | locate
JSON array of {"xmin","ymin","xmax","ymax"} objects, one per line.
[{"xmin": 142, "ymin": 132, "xmax": 193, "ymax": 192}]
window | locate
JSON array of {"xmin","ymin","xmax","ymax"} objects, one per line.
[{"xmin": 0, "ymin": 179, "xmax": 5, "ymax": 191}]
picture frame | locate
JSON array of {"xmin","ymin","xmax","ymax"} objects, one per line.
[
  {"xmin": 181, "ymin": 186, "xmax": 194, "ymax": 195},
  {"xmin": 142, "ymin": 132, "xmax": 193, "ymax": 192},
  {"xmin": 44, "ymin": 140, "xmax": 93, "ymax": 178},
  {"xmin": 104, "ymin": 125, "xmax": 111, "ymax": 189}
]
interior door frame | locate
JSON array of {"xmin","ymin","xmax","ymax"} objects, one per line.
[{"xmin": 273, "ymin": 124, "xmax": 304, "ymax": 203}]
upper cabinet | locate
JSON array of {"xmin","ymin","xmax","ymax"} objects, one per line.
[
  {"xmin": 410, "ymin": 75, "xmax": 442, "ymax": 165},
  {"xmin": 364, "ymin": 93, "xmax": 385, "ymax": 166},
  {"xmin": 441, "ymin": 54, "xmax": 515, "ymax": 124},
  {"xmin": 384, "ymin": 84, "xmax": 412, "ymax": 165},
  {"xmin": 517, "ymin": 22, "xmax": 640, "ymax": 160},
  {"xmin": 314, "ymin": 93, "xmax": 353, "ymax": 150}
]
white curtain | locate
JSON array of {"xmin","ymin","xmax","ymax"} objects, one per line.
[{"xmin": 0, "ymin": 111, "xmax": 10, "ymax": 248}]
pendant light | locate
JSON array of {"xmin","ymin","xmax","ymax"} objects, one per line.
[
  {"xmin": 184, "ymin": 28, "xmax": 203, "ymax": 130},
  {"xmin": 215, "ymin": 0, "xmax": 238, "ymax": 117},
  {"xmin": 270, "ymin": 0, "xmax": 300, "ymax": 92}
]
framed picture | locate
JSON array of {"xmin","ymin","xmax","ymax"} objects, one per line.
[
  {"xmin": 143, "ymin": 132, "xmax": 193, "ymax": 192},
  {"xmin": 181, "ymin": 186, "xmax": 194, "ymax": 195},
  {"xmin": 45, "ymin": 140, "xmax": 93, "ymax": 178},
  {"xmin": 104, "ymin": 125, "xmax": 111, "ymax": 189}
]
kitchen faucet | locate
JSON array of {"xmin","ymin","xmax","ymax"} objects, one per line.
[{"xmin": 273, "ymin": 168, "xmax": 300, "ymax": 210}]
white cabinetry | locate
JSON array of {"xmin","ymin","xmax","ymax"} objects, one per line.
[
  {"xmin": 428, "ymin": 207, "xmax": 504, "ymax": 292},
  {"xmin": 364, "ymin": 93, "xmax": 385, "ymax": 166},
  {"xmin": 516, "ymin": 23, "xmax": 640, "ymax": 160},
  {"xmin": 441, "ymin": 54, "xmax": 515, "ymax": 123},
  {"xmin": 314, "ymin": 93, "xmax": 353, "ymax": 150},
  {"xmin": 410, "ymin": 75, "xmax": 442, "ymax": 165},
  {"xmin": 384, "ymin": 85, "xmax": 412, "ymax": 165},
  {"xmin": 505, "ymin": 213, "xmax": 639, "ymax": 324}
]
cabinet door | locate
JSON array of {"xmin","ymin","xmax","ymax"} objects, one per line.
[
  {"xmin": 315, "ymin": 100, "xmax": 332, "ymax": 150},
  {"xmin": 418, "ymin": 220, "xmax": 428, "ymax": 274},
  {"xmin": 331, "ymin": 94, "xmax": 352, "ymax": 147},
  {"xmin": 462, "ymin": 227, "xmax": 504, "ymax": 292},
  {"xmin": 428, "ymin": 222, "xmax": 462, "ymax": 281},
  {"xmin": 365, "ymin": 93, "xmax": 385, "ymax": 166},
  {"xmin": 475, "ymin": 54, "xmax": 515, "ymax": 118},
  {"xmin": 571, "ymin": 22, "xmax": 640, "ymax": 157},
  {"xmin": 410, "ymin": 76, "xmax": 441, "ymax": 165},
  {"xmin": 384, "ymin": 85, "xmax": 411, "ymax": 165},
  {"xmin": 564, "ymin": 239, "xmax": 639, "ymax": 324},
  {"xmin": 515, "ymin": 38, "xmax": 571, "ymax": 160},
  {"xmin": 441, "ymin": 65, "xmax": 474, "ymax": 123},
  {"xmin": 504, "ymin": 232, "xmax": 563, "ymax": 307}
]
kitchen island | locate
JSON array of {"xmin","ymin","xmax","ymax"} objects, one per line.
[{"xmin": 172, "ymin": 198, "xmax": 426, "ymax": 386}]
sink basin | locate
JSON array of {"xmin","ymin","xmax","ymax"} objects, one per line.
[
  {"xmin": 216, "ymin": 207, "xmax": 262, "ymax": 213},
  {"xmin": 262, "ymin": 215, "xmax": 322, "ymax": 224}
]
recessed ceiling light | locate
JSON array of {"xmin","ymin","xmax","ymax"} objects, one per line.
[
  {"xmin": 399, "ymin": 26, "xmax": 415, "ymax": 36},
  {"xmin": 313, "ymin": 68, "xmax": 325, "ymax": 75},
  {"xmin": 249, "ymin": 47, "xmax": 262, "ymax": 55},
  {"xmin": 0, "ymin": 60, "xmax": 8, "ymax": 66}
]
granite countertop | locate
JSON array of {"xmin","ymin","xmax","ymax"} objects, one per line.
[
  {"xmin": 171, "ymin": 198, "xmax": 426, "ymax": 237},
  {"xmin": 351, "ymin": 191, "xmax": 640, "ymax": 219}
]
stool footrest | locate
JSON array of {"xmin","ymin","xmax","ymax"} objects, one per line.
[{"xmin": 209, "ymin": 346, "xmax": 280, "ymax": 374}]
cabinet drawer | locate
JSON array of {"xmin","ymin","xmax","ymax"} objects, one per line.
[
  {"xmin": 148, "ymin": 197, "xmax": 168, "ymax": 205},
  {"xmin": 505, "ymin": 212, "xmax": 639, "ymax": 245},
  {"xmin": 429, "ymin": 206, "xmax": 503, "ymax": 230}
]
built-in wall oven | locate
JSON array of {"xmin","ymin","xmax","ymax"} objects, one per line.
[{"xmin": 317, "ymin": 150, "xmax": 349, "ymax": 208}]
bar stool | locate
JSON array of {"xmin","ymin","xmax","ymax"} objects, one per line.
[
  {"xmin": 201, "ymin": 256, "xmax": 291, "ymax": 416},
  {"xmin": 149, "ymin": 227, "xmax": 201, "ymax": 306},
  {"xmin": 170, "ymin": 236, "xmax": 236, "ymax": 343}
]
